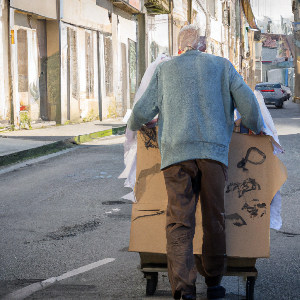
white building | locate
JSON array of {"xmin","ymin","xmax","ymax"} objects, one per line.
[
  {"xmin": 250, "ymin": 0, "xmax": 293, "ymax": 34},
  {"xmin": 3, "ymin": 0, "xmax": 141, "ymax": 126}
]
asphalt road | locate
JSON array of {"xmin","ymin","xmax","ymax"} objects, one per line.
[{"xmin": 0, "ymin": 99, "xmax": 299, "ymax": 300}]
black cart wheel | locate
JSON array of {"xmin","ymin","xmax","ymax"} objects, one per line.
[
  {"xmin": 246, "ymin": 276, "xmax": 256, "ymax": 300},
  {"xmin": 145, "ymin": 272, "xmax": 158, "ymax": 296}
]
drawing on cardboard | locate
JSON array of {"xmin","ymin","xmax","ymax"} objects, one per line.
[
  {"xmin": 226, "ymin": 213, "xmax": 247, "ymax": 227},
  {"xmin": 140, "ymin": 126, "xmax": 158, "ymax": 149},
  {"xmin": 226, "ymin": 178, "xmax": 261, "ymax": 198},
  {"xmin": 133, "ymin": 209, "xmax": 165, "ymax": 221},
  {"xmin": 242, "ymin": 202, "xmax": 267, "ymax": 219},
  {"xmin": 237, "ymin": 147, "xmax": 266, "ymax": 171}
]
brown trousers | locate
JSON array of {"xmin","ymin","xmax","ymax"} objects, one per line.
[{"xmin": 163, "ymin": 159, "xmax": 227, "ymax": 297}]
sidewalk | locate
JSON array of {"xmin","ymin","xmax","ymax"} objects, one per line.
[{"xmin": 0, "ymin": 118, "xmax": 126, "ymax": 167}]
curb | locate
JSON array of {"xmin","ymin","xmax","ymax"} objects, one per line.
[
  {"xmin": 70, "ymin": 125, "xmax": 126, "ymax": 144},
  {"xmin": 0, "ymin": 125, "xmax": 127, "ymax": 168}
]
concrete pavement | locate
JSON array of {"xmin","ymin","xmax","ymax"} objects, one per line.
[{"xmin": 0, "ymin": 118, "xmax": 126, "ymax": 167}]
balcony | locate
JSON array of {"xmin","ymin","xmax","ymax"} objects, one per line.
[
  {"xmin": 144, "ymin": 0, "xmax": 170, "ymax": 14},
  {"xmin": 110, "ymin": 0, "xmax": 141, "ymax": 14}
]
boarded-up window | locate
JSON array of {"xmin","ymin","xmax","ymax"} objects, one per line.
[
  {"xmin": 128, "ymin": 39, "xmax": 137, "ymax": 108},
  {"xmin": 68, "ymin": 27, "xmax": 79, "ymax": 100},
  {"xmin": 85, "ymin": 31, "xmax": 94, "ymax": 99},
  {"xmin": 121, "ymin": 42, "xmax": 127, "ymax": 116},
  {"xmin": 104, "ymin": 35, "xmax": 113, "ymax": 97},
  {"xmin": 206, "ymin": 0, "xmax": 215, "ymax": 18},
  {"xmin": 37, "ymin": 19, "xmax": 48, "ymax": 120},
  {"xmin": 17, "ymin": 29, "xmax": 28, "ymax": 93},
  {"xmin": 70, "ymin": 29, "xmax": 78, "ymax": 99}
]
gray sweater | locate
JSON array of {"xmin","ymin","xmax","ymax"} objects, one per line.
[{"xmin": 128, "ymin": 50, "xmax": 264, "ymax": 169}]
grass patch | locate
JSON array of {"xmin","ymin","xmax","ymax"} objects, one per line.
[{"xmin": 72, "ymin": 126, "xmax": 126, "ymax": 144}]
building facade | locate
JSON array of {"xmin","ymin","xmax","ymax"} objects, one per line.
[
  {"xmin": 1, "ymin": 0, "xmax": 141, "ymax": 127},
  {"xmin": 1, "ymin": 0, "xmax": 292, "ymax": 127}
]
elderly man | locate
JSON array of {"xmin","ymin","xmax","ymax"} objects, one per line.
[{"xmin": 127, "ymin": 25, "xmax": 264, "ymax": 300}]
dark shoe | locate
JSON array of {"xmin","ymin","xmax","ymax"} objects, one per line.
[
  {"xmin": 205, "ymin": 275, "xmax": 223, "ymax": 287},
  {"xmin": 182, "ymin": 295, "xmax": 196, "ymax": 300},
  {"xmin": 207, "ymin": 285, "xmax": 226, "ymax": 299},
  {"xmin": 174, "ymin": 290, "xmax": 181, "ymax": 300}
]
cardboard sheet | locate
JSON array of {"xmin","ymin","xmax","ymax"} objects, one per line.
[{"xmin": 129, "ymin": 128, "xmax": 287, "ymax": 258}]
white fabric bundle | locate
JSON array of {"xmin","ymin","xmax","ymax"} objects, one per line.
[
  {"xmin": 119, "ymin": 54, "xmax": 171, "ymax": 202},
  {"xmin": 235, "ymin": 90, "xmax": 284, "ymax": 230}
]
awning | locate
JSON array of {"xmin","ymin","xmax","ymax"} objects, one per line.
[{"xmin": 240, "ymin": 0, "xmax": 259, "ymax": 30}]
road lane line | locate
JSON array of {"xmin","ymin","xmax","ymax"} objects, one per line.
[{"xmin": 2, "ymin": 258, "xmax": 115, "ymax": 300}]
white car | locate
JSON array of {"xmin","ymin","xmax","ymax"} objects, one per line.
[{"xmin": 255, "ymin": 82, "xmax": 288, "ymax": 108}]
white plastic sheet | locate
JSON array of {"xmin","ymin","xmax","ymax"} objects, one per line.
[
  {"xmin": 253, "ymin": 90, "xmax": 284, "ymax": 230},
  {"xmin": 235, "ymin": 90, "xmax": 284, "ymax": 230},
  {"xmin": 119, "ymin": 54, "xmax": 171, "ymax": 202}
]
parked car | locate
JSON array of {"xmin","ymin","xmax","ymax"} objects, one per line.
[
  {"xmin": 255, "ymin": 82, "xmax": 288, "ymax": 108},
  {"xmin": 281, "ymin": 85, "xmax": 292, "ymax": 100}
]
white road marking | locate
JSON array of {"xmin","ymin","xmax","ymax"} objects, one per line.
[{"xmin": 2, "ymin": 258, "xmax": 115, "ymax": 300}]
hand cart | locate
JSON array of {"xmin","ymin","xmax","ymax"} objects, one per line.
[
  {"xmin": 130, "ymin": 130, "xmax": 286, "ymax": 300},
  {"xmin": 139, "ymin": 252, "xmax": 257, "ymax": 300}
]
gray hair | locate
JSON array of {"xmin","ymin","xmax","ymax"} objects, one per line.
[
  {"xmin": 178, "ymin": 24, "xmax": 200, "ymax": 51},
  {"xmin": 178, "ymin": 24, "xmax": 206, "ymax": 53}
]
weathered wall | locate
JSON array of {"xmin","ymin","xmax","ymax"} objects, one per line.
[
  {"xmin": 101, "ymin": 33, "xmax": 114, "ymax": 118},
  {"xmin": 16, "ymin": 28, "xmax": 28, "ymax": 109},
  {"xmin": 0, "ymin": 0, "xmax": 9, "ymax": 122},
  {"xmin": 61, "ymin": 23, "xmax": 101, "ymax": 124},
  {"xmin": 7, "ymin": 0, "xmax": 139, "ymax": 124},
  {"xmin": 68, "ymin": 26, "xmax": 80, "ymax": 121},
  {"xmin": 267, "ymin": 68, "xmax": 294, "ymax": 93},
  {"xmin": 37, "ymin": 19, "xmax": 48, "ymax": 120},
  {"xmin": 117, "ymin": 15, "xmax": 136, "ymax": 116},
  {"xmin": 11, "ymin": 11, "xmax": 54, "ymax": 126},
  {"xmin": 60, "ymin": 23, "xmax": 68, "ymax": 123},
  {"xmin": 46, "ymin": 20, "xmax": 60, "ymax": 123},
  {"xmin": 10, "ymin": 0, "xmax": 57, "ymax": 19},
  {"xmin": 63, "ymin": 0, "xmax": 111, "ymax": 32},
  {"xmin": 267, "ymin": 68, "xmax": 286, "ymax": 84},
  {"xmin": 147, "ymin": 14, "xmax": 169, "ymax": 65},
  {"xmin": 60, "ymin": 0, "xmax": 138, "ymax": 120},
  {"xmin": 27, "ymin": 29, "xmax": 40, "ymax": 121}
]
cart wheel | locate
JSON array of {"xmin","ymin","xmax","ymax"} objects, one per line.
[
  {"xmin": 146, "ymin": 272, "xmax": 158, "ymax": 296},
  {"xmin": 246, "ymin": 276, "xmax": 255, "ymax": 300}
]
